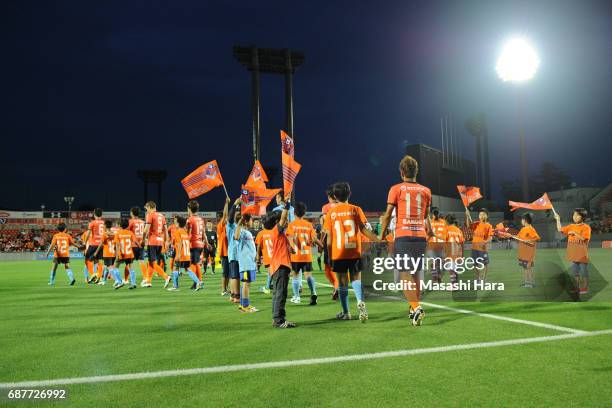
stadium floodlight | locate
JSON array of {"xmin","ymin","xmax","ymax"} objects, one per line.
[
  {"xmin": 496, "ymin": 37, "xmax": 539, "ymax": 82},
  {"xmin": 64, "ymin": 196, "xmax": 75, "ymax": 215}
]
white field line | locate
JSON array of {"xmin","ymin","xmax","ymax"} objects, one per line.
[
  {"xmin": 2, "ymin": 329, "xmax": 611, "ymax": 388},
  {"xmin": 309, "ymin": 280, "xmax": 588, "ymax": 334}
]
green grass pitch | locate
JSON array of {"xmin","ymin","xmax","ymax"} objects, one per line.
[{"xmin": 1, "ymin": 249, "xmax": 611, "ymax": 407}]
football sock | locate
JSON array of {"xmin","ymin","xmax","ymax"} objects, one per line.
[
  {"xmin": 102, "ymin": 267, "xmax": 109, "ymax": 282},
  {"xmin": 139, "ymin": 261, "xmax": 147, "ymax": 279},
  {"xmin": 86, "ymin": 260, "xmax": 94, "ymax": 277},
  {"xmin": 265, "ymin": 274, "xmax": 272, "ymax": 290},
  {"xmin": 187, "ymin": 270, "xmax": 200, "ymax": 284},
  {"xmin": 307, "ymin": 276, "xmax": 316, "ymax": 295},
  {"xmin": 339, "ymin": 285, "xmax": 349, "ymax": 313},
  {"xmin": 49, "ymin": 269, "xmax": 56, "ymax": 285},
  {"xmin": 112, "ymin": 268, "xmax": 122, "ymax": 283},
  {"xmin": 298, "ymin": 270, "xmax": 303, "ymax": 289},
  {"xmin": 351, "ymin": 280, "xmax": 363, "ymax": 302},
  {"xmin": 153, "ymin": 263, "xmax": 168, "ymax": 280},
  {"xmin": 97, "ymin": 261, "xmax": 103, "ymax": 278},
  {"xmin": 172, "ymin": 271, "xmax": 179, "ymax": 288},
  {"xmin": 123, "ymin": 266, "xmax": 129, "ymax": 281},
  {"xmin": 129, "ymin": 269, "xmax": 136, "ymax": 286},
  {"xmin": 66, "ymin": 268, "xmax": 74, "ymax": 282},
  {"xmin": 324, "ymin": 265, "xmax": 338, "ymax": 288},
  {"xmin": 292, "ymin": 277, "xmax": 300, "ymax": 297},
  {"xmin": 196, "ymin": 265, "xmax": 202, "ymax": 281}
]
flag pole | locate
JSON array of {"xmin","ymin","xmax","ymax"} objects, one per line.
[{"xmin": 222, "ymin": 183, "xmax": 230, "ymax": 199}]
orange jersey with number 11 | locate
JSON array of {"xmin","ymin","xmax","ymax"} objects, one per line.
[{"xmin": 387, "ymin": 182, "xmax": 432, "ymax": 239}]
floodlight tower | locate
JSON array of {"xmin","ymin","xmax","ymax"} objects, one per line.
[{"xmin": 496, "ymin": 37, "xmax": 540, "ymax": 201}]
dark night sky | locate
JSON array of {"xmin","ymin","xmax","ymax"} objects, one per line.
[{"xmin": 2, "ymin": 0, "xmax": 611, "ymax": 212}]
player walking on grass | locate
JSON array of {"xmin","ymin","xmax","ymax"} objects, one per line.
[
  {"xmin": 263, "ymin": 197, "xmax": 296, "ymax": 328},
  {"xmin": 379, "ymin": 155, "xmax": 431, "ymax": 326},
  {"xmin": 187, "ymin": 200, "xmax": 209, "ymax": 284},
  {"xmin": 128, "ymin": 207, "xmax": 147, "ymax": 285},
  {"xmin": 234, "ymin": 214, "xmax": 259, "ymax": 313},
  {"xmin": 94, "ymin": 220, "xmax": 117, "ymax": 285},
  {"xmin": 168, "ymin": 216, "xmax": 201, "ymax": 291},
  {"xmin": 288, "ymin": 202, "xmax": 323, "ymax": 305},
  {"xmin": 465, "ymin": 207, "xmax": 493, "ymax": 283},
  {"xmin": 255, "ymin": 226, "xmax": 274, "ymax": 295},
  {"xmin": 217, "ymin": 197, "xmax": 230, "ymax": 296},
  {"xmin": 109, "ymin": 219, "xmax": 139, "ymax": 290},
  {"xmin": 143, "ymin": 201, "xmax": 171, "ymax": 288},
  {"xmin": 445, "ymin": 214, "xmax": 465, "ymax": 284},
  {"xmin": 82, "ymin": 208, "xmax": 104, "ymax": 284},
  {"xmin": 320, "ymin": 186, "xmax": 339, "ymax": 299},
  {"xmin": 45, "ymin": 223, "xmax": 77, "ymax": 286},
  {"xmin": 325, "ymin": 182, "xmax": 380, "ymax": 322},
  {"xmin": 426, "ymin": 207, "xmax": 448, "ymax": 284},
  {"xmin": 554, "ymin": 208, "xmax": 591, "ymax": 295}
]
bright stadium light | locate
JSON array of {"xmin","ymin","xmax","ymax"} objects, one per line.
[{"xmin": 496, "ymin": 37, "xmax": 539, "ymax": 82}]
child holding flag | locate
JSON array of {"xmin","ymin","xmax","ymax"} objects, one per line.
[
  {"xmin": 554, "ymin": 208, "xmax": 591, "ymax": 295},
  {"xmin": 465, "ymin": 208, "xmax": 493, "ymax": 283},
  {"xmin": 512, "ymin": 213, "xmax": 541, "ymax": 288}
]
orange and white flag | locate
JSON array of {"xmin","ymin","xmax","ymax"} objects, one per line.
[
  {"xmin": 457, "ymin": 185, "xmax": 483, "ymax": 207},
  {"xmin": 241, "ymin": 184, "xmax": 281, "ymax": 215},
  {"xmin": 280, "ymin": 130, "xmax": 295, "ymax": 157},
  {"xmin": 282, "ymin": 151, "xmax": 301, "ymax": 196},
  {"xmin": 509, "ymin": 193, "xmax": 553, "ymax": 212},
  {"xmin": 245, "ymin": 160, "xmax": 268, "ymax": 190},
  {"xmin": 181, "ymin": 160, "xmax": 224, "ymax": 199}
]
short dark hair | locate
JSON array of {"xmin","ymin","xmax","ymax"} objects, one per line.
[
  {"xmin": 145, "ymin": 201, "xmax": 156, "ymax": 210},
  {"xmin": 326, "ymin": 185, "xmax": 335, "ymax": 199},
  {"xmin": 57, "ymin": 223, "xmax": 66, "ymax": 232},
  {"xmin": 276, "ymin": 190, "xmax": 285, "ymax": 202},
  {"xmin": 262, "ymin": 210, "xmax": 281, "ymax": 230},
  {"xmin": 104, "ymin": 220, "xmax": 113, "ymax": 229},
  {"xmin": 332, "ymin": 182, "xmax": 351, "ymax": 202},
  {"xmin": 521, "ymin": 213, "xmax": 533, "ymax": 224},
  {"xmin": 445, "ymin": 214, "xmax": 456, "ymax": 225},
  {"xmin": 479, "ymin": 208, "xmax": 489, "ymax": 215},
  {"xmin": 399, "ymin": 155, "xmax": 418, "ymax": 179},
  {"xmin": 94, "ymin": 208, "xmax": 103, "ymax": 217},
  {"xmin": 574, "ymin": 208, "xmax": 588, "ymax": 221},
  {"xmin": 176, "ymin": 215, "xmax": 186, "ymax": 228},
  {"xmin": 188, "ymin": 200, "xmax": 199, "ymax": 213},
  {"xmin": 120, "ymin": 218, "xmax": 129, "ymax": 229},
  {"xmin": 130, "ymin": 207, "xmax": 140, "ymax": 217},
  {"xmin": 431, "ymin": 207, "xmax": 440, "ymax": 219},
  {"xmin": 243, "ymin": 214, "xmax": 252, "ymax": 222},
  {"xmin": 295, "ymin": 202, "xmax": 307, "ymax": 217}
]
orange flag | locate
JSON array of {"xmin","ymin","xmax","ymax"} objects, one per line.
[
  {"xmin": 282, "ymin": 151, "xmax": 301, "ymax": 196},
  {"xmin": 457, "ymin": 185, "xmax": 483, "ymax": 206},
  {"xmin": 280, "ymin": 130, "xmax": 295, "ymax": 157},
  {"xmin": 241, "ymin": 184, "xmax": 281, "ymax": 215},
  {"xmin": 509, "ymin": 193, "xmax": 553, "ymax": 212},
  {"xmin": 245, "ymin": 160, "xmax": 268, "ymax": 190},
  {"xmin": 181, "ymin": 160, "xmax": 224, "ymax": 199}
]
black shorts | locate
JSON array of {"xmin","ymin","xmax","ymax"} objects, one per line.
[
  {"xmin": 54, "ymin": 257, "xmax": 69, "ymax": 264},
  {"xmin": 117, "ymin": 258, "xmax": 134, "ymax": 265},
  {"xmin": 148, "ymin": 245, "xmax": 162, "ymax": 262},
  {"xmin": 174, "ymin": 260, "xmax": 190, "ymax": 269},
  {"xmin": 133, "ymin": 247, "xmax": 144, "ymax": 261},
  {"xmin": 204, "ymin": 246, "xmax": 216, "ymax": 258},
  {"xmin": 394, "ymin": 237, "xmax": 426, "ymax": 272},
  {"xmin": 190, "ymin": 247, "xmax": 203, "ymax": 265},
  {"xmin": 221, "ymin": 256, "xmax": 229, "ymax": 278},
  {"xmin": 323, "ymin": 245, "xmax": 331, "ymax": 266},
  {"xmin": 332, "ymin": 258, "xmax": 361, "ymax": 274},
  {"xmin": 85, "ymin": 246, "xmax": 101, "ymax": 261},
  {"xmin": 229, "ymin": 260, "xmax": 240, "ymax": 280},
  {"xmin": 103, "ymin": 257, "xmax": 115, "ymax": 267},
  {"xmin": 471, "ymin": 249, "xmax": 489, "ymax": 266},
  {"xmin": 292, "ymin": 262, "xmax": 312, "ymax": 273}
]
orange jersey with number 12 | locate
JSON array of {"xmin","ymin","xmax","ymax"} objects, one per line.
[
  {"xmin": 255, "ymin": 229, "xmax": 274, "ymax": 266},
  {"xmin": 324, "ymin": 203, "xmax": 367, "ymax": 260},
  {"xmin": 52, "ymin": 232, "xmax": 73, "ymax": 258},
  {"xmin": 288, "ymin": 219, "xmax": 317, "ymax": 263}
]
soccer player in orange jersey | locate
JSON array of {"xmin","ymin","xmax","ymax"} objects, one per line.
[
  {"xmin": 554, "ymin": 208, "xmax": 591, "ymax": 295},
  {"xmin": 445, "ymin": 214, "xmax": 465, "ymax": 284},
  {"xmin": 142, "ymin": 201, "xmax": 171, "ymax": 288},
  {"xmin": 111, "ymin": 218, "xmax": 138, "ymax": 290},
  {"xmin": 45, "ymin": 223, "xmax": 78, "ymax": 286},
  {"xmin": 320, "ymin": 185, "xmax": 339, "ymax": 299},
  {"xmin": 82, "ymin": 208, "xmax": 105, "ymax": 284},
  {"xmin": 168, "ymin": 216, "xmax": 200, "ymax": 291},
  {"xmin": 379, "ymin": 155, "xmax": 432, "ymax": 326},
  {"xmin": 93, "ymin": 220, "xmax": 118, "ymax": 285},
  {"xmin": 217, "ymin": 197, "xmax": 230, "ymax": 295},
  {"xmin": 187, "ymin": 200, "xmax": 210, "ymax": 286},
  {"xmin": 255, "ymin": 226, "xmax": 274, "ymax": 295},
  {"xmin": 324, "ymin": 182, "xmax": 380, "ymax": 322},
  {"xmin": 287, "ymin": 203, "xmax": 323, "ymax": 306},
  {"xmin": 465, "ymin": 207, "xmax": 493, "ymax": 283},
  {"xmin": 426, "ymin": 207, "xmax": 448, "ymax": 284},
  {"xmin": 128, "ymin": 207, "xmax": 147, "ymax": 285},
  {"xmin": 288, "ymin": 202, "xmax": 323, "ymax": 305}
]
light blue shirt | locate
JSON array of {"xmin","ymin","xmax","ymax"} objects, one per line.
[
  {"xmin": 227, "ymin": 222, "xmax": 239, "ymax": 262},
  {"xmin": 236, "ymin": 229, "xmax": 257, "ymax": 272},
  {"xmin": 273, "ymin": 204, "xmax": 295, "ymax": 222}
]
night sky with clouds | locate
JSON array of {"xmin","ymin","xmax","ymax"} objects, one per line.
[{"xmin": 2, "ymin": 0, "xmax": 611, "ymax": 212}]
